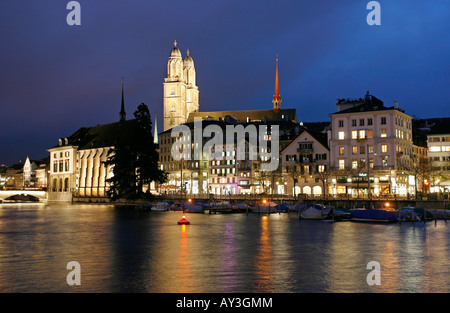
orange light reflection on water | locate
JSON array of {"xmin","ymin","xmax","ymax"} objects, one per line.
[
  {"xmin": 255, "ymin": 215, "xmax": 273, "ymax": 291},
  {"xmin": 175, "ymin": 223, "xmax": 193, "ymax": 292}
]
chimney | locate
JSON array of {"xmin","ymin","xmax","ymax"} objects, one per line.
[{"xmin": 394, "ymin": 101, "xmax": 398, "ymax": 109}]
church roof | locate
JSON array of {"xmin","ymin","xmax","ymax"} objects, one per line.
[
  {"xmin": 187, "ymin": 108, "xmax": 297, "ymax": 124},
  {"xmin": 49, "ymin": 119, "xmax": 138, "ymax": 151}
]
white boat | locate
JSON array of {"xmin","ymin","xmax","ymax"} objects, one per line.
[
  {"xmin": 184, "ymin": 203, "xmax": 204, "ymax": 213},
  {"xmin": 232, "ymin": 202, "xmax": 249, "ymax": 209},
  {"xmin": 151, "ymin": 202, "xmax": 170, "ymax": 211},
  {"xmin": 209, "ymin": 201, "xmax": 232, "ymax": 209},
  {"xmin": 299, "ymin": 205, "xmax": 329, "ymax": 220}
]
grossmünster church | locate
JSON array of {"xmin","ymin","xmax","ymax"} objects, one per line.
[{"xmin": 47, "ymin": 42, "xmax": 298, "ymax": 201}]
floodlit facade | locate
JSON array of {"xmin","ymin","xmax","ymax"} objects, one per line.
[
  {"xmin": 163, "ymin": 41, "xmax": 200, "ymax": 131},
  {"xmin": 281, "ymin": 130, "xmax": 329, "ymax": 197},
  {"xmin": 329, "ymin": 93, "xmax": 417, "ymax": 197}
]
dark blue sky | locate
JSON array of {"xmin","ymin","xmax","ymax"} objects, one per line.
[{"xmin": 1, "ymin": 0, "xmax": 449, "ymax": 165}]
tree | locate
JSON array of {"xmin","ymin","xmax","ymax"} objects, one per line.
[
  {"xmin": 284, "ymin": 160, "xmax": 301, "ymax": 197},
  {"xmin": 105, "ymin": 128, "xmax": 138, "ymax": 200},
  {"xmin": 106, "ymin": 103, "xmax": 167, "ymax": 200},
  {"xmin": 315, "ymin": 166, "xmax": 331, "ymax": 198},
  {"xmin": 133, "ymin": 103, "xmax": 168, "ymax": 195}
]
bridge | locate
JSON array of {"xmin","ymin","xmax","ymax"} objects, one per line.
[{"xmin": 0, "ymin": 189, "xmax": 47, "ymax": 202}]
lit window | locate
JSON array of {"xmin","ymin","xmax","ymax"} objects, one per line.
[
  {"xmin": 339, "ymin": 146, "xmax": 345, "ymax": 155},
  {"xmin": 352, "ymin": 146, "xmax": 358, "ymax": 154},
  {"xmin": 339, "ymin": 159, "xmax": 345, "ymax": 170},
  {"xmin": 352, "ymin": 159, "xmax": 358, "ymax": 169},
  {"xmin": 359, "ymin": 130, "xmax": 366, "ymax": 139},
  {"xmin": 338, "ymin": 131, "xmax": 345, "ymax": 140},
  {"xmin": 429, "ymin": 146, "xmax": 441, "ymax": 152},
  {"xmin": 381, "ymin": 128, "xmax": 387, "ymax": 138},
  {"xmin": 352, "ymin": 130, "xmax": 358, "ymax": 139},
  {"xmin": 368, "ymin": 145, "xmax": 374, "ymax": 154},
  {"xmin": 381, "ymin": 144, "xmax": 388, "ymax": 153}
]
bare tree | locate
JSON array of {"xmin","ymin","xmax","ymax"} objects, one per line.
[
  {"xmin": 284, "ymin": 160, "xmax": 301, "ymax": 196},
  {"xmin": 315, "ymin": 166, "xmax": 331, "ymax": 198}
]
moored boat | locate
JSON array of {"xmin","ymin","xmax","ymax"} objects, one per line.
[
  {"xmin": 398, "ymin": 206, "xmax": 421, "ymax": 222},
  {"xmin": 350, "ymin": 208, "xmax": 397, "ymax": 222},
  {"xmin": 299, "ymin": 205, "xmax": 330, "ymax": 220},
  {"xmin": 183, "ymin": 202, "xmax": 204, "ymax": 213},
  {"xmin": 151, "ymin": 202, "xmax": 170, "ymax": 211},
  {"xmin": 413, "ymin": 208, "xmax": 434, "ymax": 220}
]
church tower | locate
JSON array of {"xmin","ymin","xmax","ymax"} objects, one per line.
[
  {"xmin": 272, "ymin": 56, "xmax": 281, "ymax": 113},
  {"xmin": 120, "ymin": 78, "xmax": 126, "ymax": 122},
  {"xmin": 163, "ymin": 41, "xmax": 199, "ymax": 131}
]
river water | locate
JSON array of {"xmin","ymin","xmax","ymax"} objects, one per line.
[{"xmin": 0, "ymin": 203, "xmax": 449, "ymax": 293}]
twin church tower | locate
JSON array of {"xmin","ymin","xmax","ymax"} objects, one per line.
[
  {"xmin": 163, "ymin": 40, "xmax": 200, "ymax": 131},
  {"xmin": 161, "ymin": 40, "xmax": 283, "ymax": 131}
]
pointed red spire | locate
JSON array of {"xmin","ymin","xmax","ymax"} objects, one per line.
[{"xmin": 273, "ymin": 56, "xmax": 281, "ymax": 113}]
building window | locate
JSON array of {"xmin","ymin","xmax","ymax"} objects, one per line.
[
  {"xmin": 64, "ymin": 160, "xmax": 69, "ymax": 172},
  {"xmin": 360, "ymin": 158, "xmax": 366, "ymax": 168},
  {"xmin": 352, "ymin": 146, "xmax": 358, "ymax": 155},
  {"xmin": 352, "ymin": 120, "xmax": 357, "ymax": 127},
  {"xmin": 381, "ymin": 117, "xmax": 386, "ymax": 125},
  {"xmin": 352, "ymin": 130, "xmax": 358, "ymax": 139},
  {"xmin": 367, "ymin": 129, "xmax": 373, "ymax": 138},
  {"xmin": 338, "ymin": 120, "xmax": 344, "ymax": 127},
  {"xmin": 368, "ymin": 118, "xmax": 373, "ymax": 126},
  {"xmin": 381, "ymin": 128, "xmax": 387, "ymax": 137},
  {"xmin": 381, "ymin": 156, "xmax": 388, "ymax": 167},
  {"xmin": 359, "ymin": 119, "xmax": 365, "ymax": 126},
  {"xmin": 352, "ymin": 159, "xmax": 358, "ymax": 169},
  {"xmin": 339, "ymin": 159, "xmax": 345, "ymax": 170},
  {"xmin": 53, "ymin": 162, "xmax": 58, "ymax": 173},
  {"xmin": 339, "ymin": 146, "xmax": 345, "ymax": 155},
  {"xmin": 360, "ymin": 145, "xmax": 365, "ymax": 154},
  {"xmin": 381, "ymin": 144, "xmax": 388, "ymax": 153},
  {"xmin": 369, "ymin": 158, "xmax": 374, "ymax": 168},
  {"xmin": 429, "ymin": 146, "xmax": 441, "ymax": 152},
  {"xmin": 338, "ymin": 131, "xmax": 345, "ymax": 140},
  {"xmin": 368, "ymin": 145, "xmax": 374, "ymax": 154},
  {"xmin": 359, "ymin": 130, "xmax": 366, "ymax": 139}
]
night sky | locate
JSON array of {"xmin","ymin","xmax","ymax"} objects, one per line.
[{"xmin": 1, "ymin": 1, "xmax": 449, "ymax": 166}]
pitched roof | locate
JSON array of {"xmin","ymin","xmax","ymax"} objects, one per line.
[
  {"xmin": 50, "ymin": 119, "xmax": 138, "ymax": 150},
  {"xmin": 187, "ymin": 108, "xmax": 297, "ymax": 123}
]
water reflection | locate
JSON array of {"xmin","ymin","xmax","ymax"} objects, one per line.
[
  {"xmin": 0, "ymin": 204, "xmax": 449, "ymax": 292},
  {"xmin": 175, "ymin": 224, "xmax": 193, "ymax": 292},
  {"xmin": 219, "ymin": 222, "xmax": 238, "ymax": 291},
  {"xmin": 255, "ymin": 215, "xmax": 273, "ymax": 292}
]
